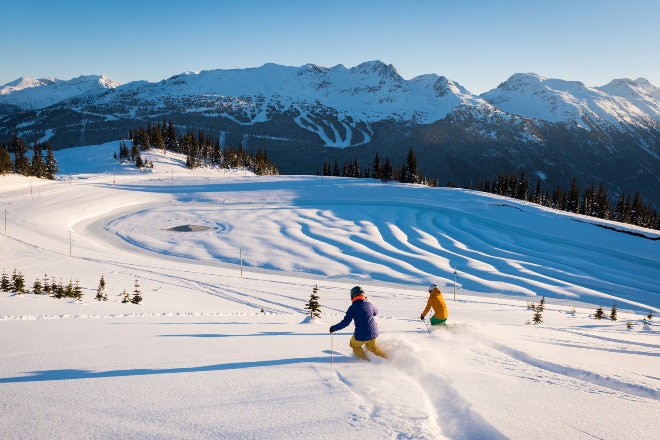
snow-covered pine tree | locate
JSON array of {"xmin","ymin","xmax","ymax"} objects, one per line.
[
  {"xmin": 121, "ymin": 289, "xmax": 130, "ymax": 303},
  {"xmin": 304, "ymin": 285, "xmax": 322, "ymax": 319},
  {"xmin": 610, "ymin": 303, "xmax": 617, "ymax": 321},
  {"xmin": 538, "ymin": 296, "xmax": 546, "ymax": 312}
]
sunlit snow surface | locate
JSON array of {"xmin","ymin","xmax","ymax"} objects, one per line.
[{"xmin": 1, "ymin": 142, "xmax": 657, "ymax": 440}]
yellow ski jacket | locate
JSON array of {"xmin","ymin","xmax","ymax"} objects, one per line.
[{"xmin": 422, "ymin": 286, "xmax": 448, "ymax": 320}]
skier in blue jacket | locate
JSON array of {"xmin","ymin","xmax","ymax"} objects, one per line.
[{"xmin": 329, "ymin": 286, "xmax": 387, "ymax": 360}]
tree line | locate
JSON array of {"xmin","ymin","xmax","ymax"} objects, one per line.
[
  {"xmin": 325, "ymin": 147, "xmax": 658, "ymax": 230},
  {"xmin": 323, "ymin": 147, "xmax": 438, "ymax": 186},
  {"xmin": 1, "ymin": 268, "xmax": 143, "ymax": 304},
  {"xmin": 474, "ymin": 170, "xmax": 658, "ymax": 230},
  {"xmin": 126, "ymin": 121, "xmax": 279, "ymax": 175},
  {"xmin": 0, "ymin": 134, "xmax": 59, "ymax": 178}
]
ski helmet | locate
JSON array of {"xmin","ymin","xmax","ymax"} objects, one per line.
[
  {"xmin": 428, "ymin": 284, "xmax": 438, "ymax": 293},
  {"xmin": 350, "ymin": 286, "xmax": 364, "ymax": 299}
]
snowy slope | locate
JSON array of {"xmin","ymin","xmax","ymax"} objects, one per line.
[{"xmin": 0, "ymin": 142, "xmax": 658, "ymax": 439}]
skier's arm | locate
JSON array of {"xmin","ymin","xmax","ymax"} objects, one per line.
[
  {"xmin": 421, "ymin": 297, "xmax": 432, "ymax": 318},
  {"xmin": 330, "ymin": 310, "xmax": 353, "ymax": 333}
]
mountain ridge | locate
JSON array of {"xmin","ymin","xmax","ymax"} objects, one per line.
[{"xmin": 0, "ymin": 61, "xmax": 658, "ymax": 207}]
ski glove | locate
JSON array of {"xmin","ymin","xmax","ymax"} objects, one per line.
[
  {"xmin": 420, "ymin": 314, "xmax": 425, "ymax": 320},
  {"xmin": 329, "ymin": 327, "xmax": 334, "ymax": 334}
]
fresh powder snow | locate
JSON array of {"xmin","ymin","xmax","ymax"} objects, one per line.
[{"xmin": 1, "ymin": 141, "xmax": 658, "ymax": 439}]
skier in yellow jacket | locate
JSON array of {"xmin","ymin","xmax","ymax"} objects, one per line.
[{"xmin": 420, "ymin": 284, "xmax": 448, "ymax": 327}]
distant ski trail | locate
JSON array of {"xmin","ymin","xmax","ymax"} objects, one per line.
[{"xmin": 490, "ymin": 342, "xmax": 659, "ymax": 400}]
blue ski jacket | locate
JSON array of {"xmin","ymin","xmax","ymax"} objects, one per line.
[{"xmin": 330, "ymin": 296, "xmax": 379, "ymax": 341}]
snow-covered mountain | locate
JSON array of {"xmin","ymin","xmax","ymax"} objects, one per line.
[
  {"xmin": 480, "ymin": 73, "xmax": 660, "ymax": 129},
  {"xmin": 0, "ymin": 75, "xmax": 119, "ymax": 110},
  {"xmin": 0, "ymin": 61, "xmax": 658, "ymax": 207}
]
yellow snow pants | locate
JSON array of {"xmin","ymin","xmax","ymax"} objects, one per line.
[{"xmin": 350, "ymin": 335, "xmax": 387, "ymax": 360}]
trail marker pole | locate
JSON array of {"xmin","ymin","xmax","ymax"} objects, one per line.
[{"xmin": 453, "ymin": 269, "xmax": 457, "ymax": 300}]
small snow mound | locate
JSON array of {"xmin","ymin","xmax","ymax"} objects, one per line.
[
  {"xmin": 167, "ymin": 224, "xmax": 212, "ymax": 232},
  {"xmin": 641, "ymin": 323, "xmax": 655, "ymax": 332},
  {"xmin": 300, "ymin": 315, "xmax": 323, "ymax": 324}
]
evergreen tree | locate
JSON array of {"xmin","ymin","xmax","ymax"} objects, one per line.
[
  {"xmin": 594, "ymin": 306, "xmax": 604, "ymax": 320},
  {"xmin": 580, "ymin": 181, "xmax": 595, "ymax": 216},
  {"xmin": 96, "ymin": 275, "xmax": 108, "ymax": 301},
  {"xmin": 304, "ymin": 285, "xmax": 322, "ymax": 319},
  {"xmin": 515, "ymin": 170, "xmax": 529, "ymax": 200},
  {"xmin": 538, "ymin": 296, "xmax": 546, "ymax": 312},
  {"xmin": 53, "ymin": 279, "xmax": 65, "ymax": 299},
  {"xmin": 532, "ymin": 304, "xmax": 543, "ymax": 324},
  {"xmin": 121, "ymin": 289, "xmax": 130, "ymax": 303},
  {"xmin": 72, "ymin": 279, "xmax": 83, "ymax": 301},
  {"xmin": 322, "ymin": 161, "xmax": 331, "ymax": 176},
  {"xmin": 135, "ymin": 152, "xmax": 144, "ymax": 170},
  {"xmin": 381, "ymin": 158, "xmax": 393, "ymax": 182},
  {"xmin": 42, "ymin": 274, "xmax": 52, "ymax": 296},
  {"xmin": 10, "ymin": 134, "xmax": 31, "ymax": 176},
  {"xmin": 566, "ymin": 178, "xmax": 580, "ymax": 213},
  {"xmin": 372, "ymin": 153, "xmax": 381, "ymax": 180},
  {"xmin": 0, "ymin": 147, "xmax": 12, "ymax": 174},
  {"xmin": 1, "ymin": 270, "xmax": 11, "ymax": 292},
  {"xmin": 533, "ymin": 177, "xmax": 542, "ymax": 204},
  {"xmin": 151, "ymin": 122, "xmax": 164, "ymax": 151},
  {"xmin": 630, "ymin": 190, "xmax": 641, "ymax": 225},
  {"xmin": 612, "ymin": 193, "xmax": 626, "ymax": 222},
  {"xmin": 165, "ymin": 120, "xmax": 178, "ymax": 151},
  {"xmin": 609, "ymin": 303, "xmax": 617, "ymax": 321},
  {"xmin": 405, "ymin": 147, "xmax": 419, "ymax": 183},
  {"xmin": 32, "ymin": 279, "xmax": 43, "ymax": 295},
  {"xmin": 131, "ymin": 279, "xmax": 143, "ymax": 304},
  {"xmin": 44, "ymin": 142, "xmax": 58, "ymax": 178},
  {"xmin": 12, "ymin": 269, "xmax": 26, "ymax": 294},
  {"xmin": 30, "ymin": 142, "xmax": 47, "ymax": 178},
  {"xmin": 594, "ymin": 181, "xmax": 610, "ymax": 219},
  {"xmin": 64, "ymin": 280, "xmax": 74, "ymax": 298}
]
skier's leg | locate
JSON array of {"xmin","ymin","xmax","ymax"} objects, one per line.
[
  {"xmin": 365, "ymin": 338, "xmax": 387, "ymax": 359},
  {"xmin": 349, "ymin": 336, "xmax": 369, "ymax": 360},
  {"xmin": 430, "ymin": 316, "xmax": 448, "ymax": 327}
]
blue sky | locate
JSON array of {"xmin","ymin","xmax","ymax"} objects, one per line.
[{"xmin": 1, "ymin": 0, "xmax": 658, "ymax": 94}]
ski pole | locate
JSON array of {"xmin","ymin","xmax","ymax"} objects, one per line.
[
  {"xmin": 330, "ymin": 333, "xmax": 334, "ymax": 369},
  {"xmin": 422, "ymin": 317, "xmax": 431, "ymax": 334}
]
